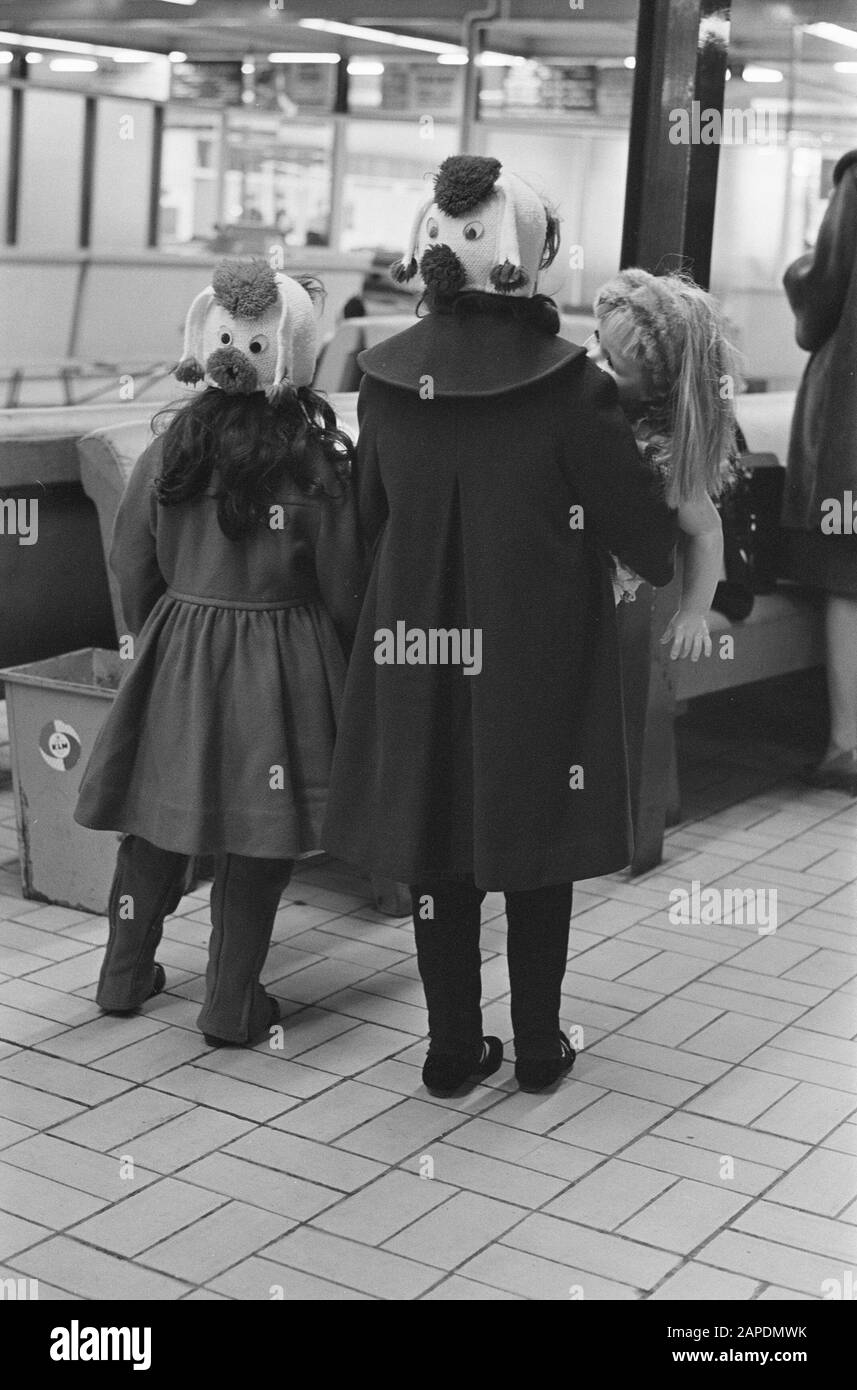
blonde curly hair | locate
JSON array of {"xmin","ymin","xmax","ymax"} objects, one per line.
[{"xmin": 593, "ymin": 268, "xmax": 740, "ymax": 508}]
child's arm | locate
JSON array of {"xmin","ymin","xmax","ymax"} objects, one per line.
[
  {"xmin": 660, "ymin": 493, "xmax": 723, "ymax": 662},
  {"xmin": 353, "ymin": 374, "xmax": 389, "ymax": 555},
  {"xmin": 315, "ymin": 476, "xmax": 366, "ymax": 660},
  {"xmin": 314, "ymin": 377, "xmax": 388, "ymax": 657},
  {"xmin": 109, "ymin": 441, "xmax": 167, "ymax": 638}
]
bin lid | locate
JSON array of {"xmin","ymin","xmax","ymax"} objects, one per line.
[{"xmin": 0, "ymin": 646, "xmax": 123, "ymax": 696}]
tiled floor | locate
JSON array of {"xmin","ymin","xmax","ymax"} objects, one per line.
[{"xmin": 0, "ymin": 684, "xmax": 855, "ymax": 1301}]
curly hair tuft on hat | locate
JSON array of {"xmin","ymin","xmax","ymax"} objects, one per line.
[
  {"xmin": 434, "ymin": 155, "xmax": 502, "ymax": 217},
  {"xmin": 212, "ymin": 259, "xmax": 279, "ymax": 318}
]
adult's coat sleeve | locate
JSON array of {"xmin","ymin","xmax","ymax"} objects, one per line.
[
  {"xmin": 553, "ymin": 362, "xmax": 677, "ymax": 587},
  {"xmin": 784, "ymin": 166, "xmax": 857, "ymax": 354}
]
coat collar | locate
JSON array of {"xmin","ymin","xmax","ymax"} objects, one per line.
[{"xmin": 357, "ymin": 308, "xmax": 586, "ymax": 398}]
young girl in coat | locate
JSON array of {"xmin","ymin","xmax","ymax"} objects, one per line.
[
  {"xmin": 323, "ymin": 157, "xmax": 677, "ymax": 1095},
  {"xmin": 588, "ymin": 268, "xmax": 737, "ymax": 657},
  {"xmin": 75, "ymin": 260, "xmax": 363, "ymax": 1047}
]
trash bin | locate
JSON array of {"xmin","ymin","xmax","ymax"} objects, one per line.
[{"xmin": 0, "ymin": 647, "xmax": 123, "ymax": 913}]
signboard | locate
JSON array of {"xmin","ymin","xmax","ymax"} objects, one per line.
[
  {"xmin": 502, "ymin": 62, "xmax": 598, "ymax": 115},
  {"xmin": 541, "ymin": 64, "xmax": 599, "ymax": 112},
  {"xmin": 170, "ymin": 62, "xmax": 243, "ymax": 105},
  {"xmin": 381, "ymin": 63, "xmax": 462, "ymax": 115},
  {"xmin": 281, "ymin": 62, "xmax": 338, "ymax": 109}
]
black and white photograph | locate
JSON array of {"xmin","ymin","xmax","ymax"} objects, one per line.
[{"xmin": 0, "ymin": 0, "xmax": 855, "ymax": 1351}]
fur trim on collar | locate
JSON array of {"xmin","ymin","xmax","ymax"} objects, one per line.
[{"xmin": 424, "ymin": 288, "xmax": 561, "ymax": 335}]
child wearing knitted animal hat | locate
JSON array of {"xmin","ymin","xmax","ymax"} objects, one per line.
[
  {"xmin": 323, "ymin": 156, "xmax": 678, "ymax": 1097},
  {"xmin": 588, "ymin": 268, "xmax": 738, "ymax": 661},
  {"xmin": 75, "ymin": 259, "xmax": 365, "ymax": 1047}
]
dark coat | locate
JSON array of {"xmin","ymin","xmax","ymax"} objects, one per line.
[
  {"xmin": 322, "ymin": 301, "xmax": 677, "ymax": 891},
  {"xmin": 782, "ymin": 149, "xmax": 857, "ymax": 530}
]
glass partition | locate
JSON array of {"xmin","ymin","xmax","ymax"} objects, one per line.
[
  {"xmin": 709, "ymin": 5, "xmax": 857, "ymax": 391},
  {"xmin": 221, "ymin": 112, "xmax": 334, "ymax": 251},
  {"xmin": 0, "ymin": 84, "xmax": 10, "ymax": 239},
  {"xmin": 17, "ymin": 88, "xmax": 86, "ymax": 251},
  {"xmin": 90, "ymin": 96, "xmax": 156, "ymax": 251},
  {"xmin": 159, "ymin": 105, "xmax": 224, "ymax": 252},
  {"xmin": 341, "ymin": 118, "xmax": 458, "ymax": 256}
]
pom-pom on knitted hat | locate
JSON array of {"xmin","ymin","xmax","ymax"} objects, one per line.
[
  {"xmin": 392, "ymin": 155, "xmax": 559, "ymax": 303},
  {"xmin": 175, "ymin": 257, "xmax": 318, "ymax": 401}
]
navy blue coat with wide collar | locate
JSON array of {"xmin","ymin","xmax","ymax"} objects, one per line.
[{"xmin": 323, "ymin": 298, "xmax": 677, "ymax": 890}]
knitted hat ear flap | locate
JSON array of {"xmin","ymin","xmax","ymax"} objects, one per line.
[
  {"xmin": 488, "ymin": 178, "xmax": 528, "ymax": 294},
  {"xmin": 488, "ymin": 172, "xmax": 549, "ymax": 296},
  {"xmin": 175, "ymin": 286, "xmax": 214, "ymax": 383},
  {"xmin": 267, "ymin": 274, "xmax": 317, "ymax": 404},
  {"xmin": 391, "ymin": 194, "xmax": 434, "ymax": 284}
]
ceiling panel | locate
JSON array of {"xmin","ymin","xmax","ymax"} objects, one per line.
[{"xmin": 0, "ymin": 0, "xmax": 856, "ymax": 78}]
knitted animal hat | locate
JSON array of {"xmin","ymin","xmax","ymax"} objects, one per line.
[
  {"xmin": 175, "ymin": 259, "xmax": 317, "ymax": 401},
  {"xmin": 392, "ymin": 155, "xmax": 559, "ymax": 301}
]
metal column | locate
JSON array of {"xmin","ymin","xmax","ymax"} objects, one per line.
[{"xmin": 619, "ymin": 0, "xmax": 731, "ymax": 874}]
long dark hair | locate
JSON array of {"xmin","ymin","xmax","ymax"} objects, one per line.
[{"xmin": 153, "ymin": 385, "xmax": 355, "ymax": 541}]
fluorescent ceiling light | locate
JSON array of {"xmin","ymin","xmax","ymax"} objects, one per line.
[
  {"xmin": 25, "ymin": 52, "xmax": 42, "ymax": 63},
  {"xmin": 0, "ymin": 31, "xmax": 159, "ymax": 61},
  {"xmin": 624, "ymin": 55, "xmax": 636, "ymax": 69},
  {"xmin": 834, "ymin": 61, "xmax": 857, "ymax": 72},
  {"xmin": 168, "ymin": 51, "xmax": 187, "ymax": 63},
  {"xmin": 157, "ymin": 1, "xmax": 197, "ymax": 6},
  {"xmin": 437, "ymin": 50, "xmax": 524, "ymax": 66},
  {"xmin": 268, "ymin": 52, "xmax": 341, "ymax": 64},
  {"xmin": 50, "ymin": 57, "xmax": 98, "ymax": 72},
  {"xmin": 241, "ymin": 61, "xmax": 255, "ymax": 74},
  {"xmin": 347, "ymin": 59, "xmax": 384, "ymax": 76},
  {"xmin": 300, "ymin": 18, "xmax": 464, "ymax": 57},
  {"xmin": 477, "ymin": 52, "xmax": 526, "ymax": 67},
  {"xmin": 742, "ymin": 66, "xmax": 783, "ymax": 83},
  {"xmin": 0, "ymin": 51, "xmax": 13, "ymax": 63},
  {"xmin": 804, "ymin": 22, "xmax": 857, "ymax": 49}
]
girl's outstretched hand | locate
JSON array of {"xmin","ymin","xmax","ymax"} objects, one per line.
[{"xmin": 660, "ymin": 609, "xmax": 712, "ymax": 662}]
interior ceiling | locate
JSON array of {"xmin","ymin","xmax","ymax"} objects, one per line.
[{"xmin": 1, "ymin": 1, "xmax": 856, "ymax": 83}]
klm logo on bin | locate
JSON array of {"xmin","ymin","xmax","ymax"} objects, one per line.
[{"xmin": 39, "ymin": 720, "xmax": 82, "ymax": 772}]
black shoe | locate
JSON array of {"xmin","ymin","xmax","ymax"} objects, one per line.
[
  {"xmin": 203, "ymin": 994, "xmax": 281, "ymax": 1049},
  {"xmin": 101, "ymin": 963, "xmax": 166, "ymax": 1016},
  {"xmin": 802, "ymin": 750, "xmax": 857, "ymax": 795},
  {"xmin": 515, "ymin": 1032, "xmax": 576, "ymax": 1092},
  {"xmin": 422, "ymin": 1036, "xmax": 503, "ymax": 1097}
]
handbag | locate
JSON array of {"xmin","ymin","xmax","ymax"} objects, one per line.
[{"xmin": 712, "ymin": 447, "xmax": 786, "ymax": 620}]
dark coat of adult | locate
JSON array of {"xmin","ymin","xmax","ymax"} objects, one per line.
[
  {"xmin": 782, "ymin": 149, "xmax": 857, "ymax": 532},
  {"xmin": 322, "ymin": 296, "xmax": 677, "ymax": 892}
]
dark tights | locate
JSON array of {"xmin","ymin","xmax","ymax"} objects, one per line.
[
  {"xmin": 410, "ymin": 878, "xmax": 573, "ymax": 1061},
  {"xmin": 97, "ymin": 835, "xmax": 293, "ymax": 1042}
]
